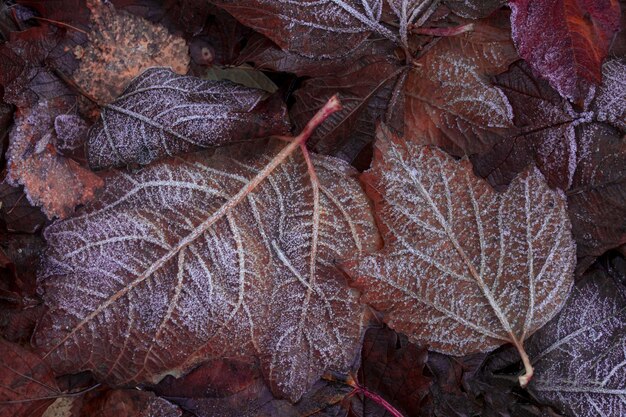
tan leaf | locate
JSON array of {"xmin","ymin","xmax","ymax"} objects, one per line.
[
  {"xmin": 71, "ymin": 0, "xmax": 190, "ymax": 104},
  {"xmin": 35, "ymin": 98, "xmax": 381, "ymax": 402},
  {"xmin": 404, "ymin": 18, "xmax": 518, "ymax": 156},
  {"xmin": 6, "ymin": 101, "xmax": 104, "ymax": 220},
  {"xmin": 343, "ymin": 125, "xmax": 576, "ymax": 386}
]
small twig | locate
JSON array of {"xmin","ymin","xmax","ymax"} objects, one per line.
[
  {"xmin": 411, "ymin": 23, "xmax": 474, "ymax": 37},
  {"xmin": 30, "ymin": 17, "xmax": 88, "ymax": 35}
]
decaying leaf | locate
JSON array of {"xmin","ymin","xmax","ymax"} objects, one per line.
[
  {"xmin": 526, "ymin": 269, "xmax": 626, "ymax": 417},
  {"xmin": 0, "ymin": 339, "xmax": 60, "ymax": 417},
  {"xmin": 443, "ymin": 0, "xmax": 506, "ymax": 18},
  {"xmin": 35, "ymin": 98, "xmax": 380, "ymax": 402},
  {"xmin": 404, "ymin": 17, "xmax": 518, "ymax": 156},
  {"xmin": 351, "ymin": 326, "xmax": 431, "ymax": 417},
  {"xmin": 6, "ymin": 101, "xmax": 104, "ymax": 219},
  {"xmin": 344, "ymin": 125, "xmax": 576, "ymax": 386},
  {"xmin": 508, "ymin": 0, "xmax": 621, "ymax": 102},
  {"xmin": 87, "ymin": 68, "xmax": 290, "ymax": 169},
  {"xmin": 71, "ymin": 0, "xmax": 190, "ymax": 104},
  {"xmin": 201, "ymin": 65, "xmax": 279, "ymax": 93},
  {"xmin": 0, "ymin": 181, "xmax": 47, "ymax": 233}
]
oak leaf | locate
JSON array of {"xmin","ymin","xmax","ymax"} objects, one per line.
[
  {"xmin": 71, "ymin": 0, "xmax": 190, "ymax": 104},
  {"xmin": 86, "ymin": 68, "xmax": 290, "ymax": 169},
  {"xmin": 525, "ymin": 269, "xmax": 626, "ymax": 417},
  {"xmin": 508, "ymin": 0, "xmax": 621, "ymax": 102},
  {"xmin": 35, "ymin": 98, "xmax": 380, "ymax": 402},
  {"xmin": 343, "ymin": 125, "xmax": 576, "ymax": 386}
]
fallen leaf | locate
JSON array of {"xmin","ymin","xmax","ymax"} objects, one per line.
[
  {"xmin": 508, "ymin": 0, "xmax": 621, "ymax": 102},
  {"xmin": 443, "ymin": 0, "xmax": 506, "ymax": 18},
  {"xmin": 470, "ymin": 60, "xmax": 591, "ymax": 190},
  {"xmin": 0, "ymin": 181, "xmax": 47, "ymax": 233},
  {"xmin": 201, "ymin": 64, "xmax": 279, "ymax": 93},
  {"xmin": 155, "ymin": 357, "xmax": 352, "ymax": 416},
  {"xmin": 210, "ymin": 0, "xmax": 378, "ymax": 58},
  {"xmin": 568, "ymin": 125, "xmax": 626, "ymax": 265},
  {"xmin": 350, "ymin": 326, "xmax": 431, "ymax": 417},
  {"xmin": 71, "ymin": 0, "xmax": 190, "ymax": 104},
  {"xmin": 6, "ymin": 100, "xmax": 104, "ymax": 219},
  {"xmin": 74, "ymin": 388, "xmax": 182, "ymax": 417},
  {"xmin": 344, "ymin": 125, "xmax": 576, "ymax": 386},
  {"xmin": 35, "ymin": 97, "xmax": 380, "ymax": 402},
  {"xmin": 404, "ymin": 17, "xmax": 518, "ymax": 156},
  {"xmin": 0, "ymin": 339, "xmax": 60, "ymax": 417},
  {"xmin": 525, "ymin": 268, "xmax": 626, "ymax": 417},
  {"xmin": 86, "ymin": 67, "xmax": 290, "ymax": 169}
]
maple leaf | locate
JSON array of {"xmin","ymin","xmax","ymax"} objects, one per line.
[
  {"xmin": 404, "ymin": 16, "xmax": 519, "ymax": 156},
  {"xmin": 86, "ymin": 67, "xmax": 290, "ymax": 169},
  {"xmin": 35, "ymin": 97, "xmax": 380, "ymax": 402},
  {"xmin": 508, "ymin": 0, "xmax": 621, "ymax": 102},
  {"xmin": 343, "ymin": 125, "xmax": 576, "ymax": 387},
  {"xmin": 70, "ymin": 0, "xmax": 190, "ymax": 104},
  {"xmin": 525, "ymin": 268, "xmax": 626, "ymax": 417},
  {"xmin": 0, "ymin": 339, "xmax": 60, "ymax": 417}
]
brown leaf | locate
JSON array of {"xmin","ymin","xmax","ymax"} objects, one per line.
[
  {"xmin": 71, "ymin": 0, "xmax": 190, "ymax": 104},
  {"xmin": 87, "ymin": 67, "xmax": 290, "ymax": 169},
  {"xmin": 351, "ymin": 326, "xmax": 430, "ymax": 417},
  {"xmin": 344, "ymin": 125, "xmax": 576, "ymax": 386},
  {"xmin": 0, "ymin": 181, "xmax": 47, "ymax": 233},
  {"xmin": 0, "ymin": 339, "xmax": 59, "ymax": 417},
  {"xmin": 6, "ymin": 101, "xmax": 104, "ymax": 219},
  {"xmin": 508, "ymin": 0, "xmax": 621, "ymax": 102},
  {"xmin": 155, "ymin": 357, "xmax": 351, "ymax": 416},
  {"xmin": 470, "ymin": 60, "xmax": 589, "ymax": 190},
  {"xmin": 404, "ymin": 17, "xmax": 518, "ymax": 156},
  {"xmin": 35, "ymin": 98, "xmax": 380, "ymax": 402},
  {"xmin": 568, "ymin": 125, "xmax": 626, "ymax": 262},
  {"xmin": 443, "ymin": 0, "xmax": 506, "ymax": 18},
  {"xmin": 210, "ymin": 0, "xmax": 376, "ymax": 58},
  {"xmin": 525, "ymin": 268, "xmax": 626, "ymax": 417}
]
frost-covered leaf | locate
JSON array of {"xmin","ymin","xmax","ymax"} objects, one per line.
[
  {"xmin": 6, "ymin": 101, "xmax": 104, "ymax": 220},
  {"xmin": 71, "ymin": 0, "xmax": 190, "ymax": 104},
  {"xmin": 0, "ymin": 339, "xmax": 59, "ymax": 417},
  {"xmin": 291, "ymin": 52, "xmax": 402, "ymax": 158},
  {"xmin": 591, "ymin": 59, "xmax": 626, "ymax": 131},
  {"xmin": 471, "ymin": 61, "xmax": 591, "ymax": 190},
  {"xmin": 210, "ymin": 0, "xmax": 394, "ymax": 57},
  {"xmin": 87, "ymin": 67, "xmax": 290, "ymax": 169},
  {"xmin": 526, "ymin": 269, "xmax": 626, "ymax": 417},
  {"xmin": 568, "ymin": 124, "xmax": 626, "ymax": 262},
  {"xmin": 404, "ymin": 17, "xmax": 518, "ymax": 156},
  {"xmin": 443, "ymin": 0, "xmax": 506, "ymax": 18},
  {"xmin": 72, "ymin": 389, "xmax": 182, "ymax": 417},
  {"xmin": 35, "ymin": 98, "xmax": 380, "ymax": 402},
  {"xmin": 344, "ymin": 125, "xmax": 576, "ymax": 385},
  {"xmin": 508, "ymin": 0, "xmax": 621, "ymax": 102}
]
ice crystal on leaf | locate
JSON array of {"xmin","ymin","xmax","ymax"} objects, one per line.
[
  {"xmin": 526, "ymin": 270, "xmax": 626, "ymax": 417},
  {"xmin": 87, "ymin": 68, "xmax": 289, "ymax": 169},
  {"xmin": 35, "ymin": 98, "xmax": 380, "ymax": 402},
  {"xmin": 343, "ymin": 125, "xmax": 576, "ymax": 386}
]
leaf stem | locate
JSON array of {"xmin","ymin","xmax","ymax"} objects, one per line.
[
  {"xmin": 346, "ymin": 377, "xmax": 406, "ymax": 417},
  {"xmin": 295, "ymin": 95, "xmax": 342, "ymax": 145},
  {"xmin": 512, "ymin": 338, "xmax": 534, "ymax": 387}
]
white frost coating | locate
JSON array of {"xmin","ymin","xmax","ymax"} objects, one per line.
[
  {"xmin": 346, "ymin": 125, "xmax": 576, "ymax": 356},
  {"xmin": 527, "ymin": 273, "xmax": 626, "ymax": 417},
  {"xmin": 592, "ymin": 59, "xmax": 626, "ymax": 131},
  {"xmin": 213, "ymin": 0, "xmax": 437, "ymax": 56},
  {"xmin": 87, "ymin": 68, "xmax": 284, "ymax": 169},
  {"xmin": 35, "ymin": 142, "xmax": 379, "ymax": 402}
]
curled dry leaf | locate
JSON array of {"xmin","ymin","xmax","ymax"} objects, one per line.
[
  {"xmin": 71, "ymin": 0, "xmax": 190, "ymax": 104},
  {"xmin": 526, "ymin": 269, "xmax": 626, "ymax": 417},
  {"xmin": 87, "ymin": 68, "xmax": 290, "ymax": 169},
  {"xmin": 6, "ymin": 101, "xmax": 104, "ymax": 219},
  {"xmin": 343, "ymin": 125, "xmax": 576, "ymax": 387},
  {"xmin": 35, "ymin": 97, "xmax": 380, "ymax": 402},
  {"xmin": 509, "ymin": 0, "xmax": 621, "ymax": 102},
  {"xmin": 0, "ymin": 339, "xmax": 59, "ymax": 417},
  {"xmin": 404, "ymin": 17, "xmax": 518, "ymax": 156}
]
